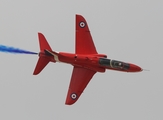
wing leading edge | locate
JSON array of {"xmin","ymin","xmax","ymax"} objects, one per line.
[{"xmin": 65, "ymin": 66, "xmax": 96, "ymax": 105}]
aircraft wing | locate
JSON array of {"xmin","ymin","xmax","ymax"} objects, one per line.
[
  {"xmin": 65, "ymin": 66, "xmax": 96, "ymax": 105},
  {"xmin": 76, "ymin": 15, "xmax": 98, "ymax": 54}
]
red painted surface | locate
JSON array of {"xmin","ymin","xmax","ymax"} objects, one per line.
[
  {"xmin": 33, "ymin": 15, "xmax": 142, "ymax": 105},
  {"xmin": 129, "ymin": 63, "xmax": 142, "ymax": 72}
]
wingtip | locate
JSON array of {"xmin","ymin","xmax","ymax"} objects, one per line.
[
  {"xmin": 65, "ymin": 99, "xmax": 77, "ymax": 105},
  {"xmin": 38, "ymin": 32, "xmax": 43, "ymax": 35},
  {"xmin": 65, "ymin": 91, "xmax": 79, "ymax": 105},
  {"xmin": 65, "ymin": 102, "xmax": 74, "ymax": 105},
  {"xmin": 65, "ymin": 97, "xmax": 77, "ymax": 105},
  {"xmin": 76, "ymin": 14, "xmax": 85, "ymax": 19},
  {"xmin": 76, "ymin": 14, "xmax": 81, "ymax": 16},
  {"xmin": 33, "ymin": 71, "xmax": 39, "ymax": 75}
]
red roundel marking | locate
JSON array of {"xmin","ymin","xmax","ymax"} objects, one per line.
[
  {"xmin": 71, "ymin": 93, "xmax": 77, "ymax": 100},
  {"xmin": 79, "ymin": 21, "xmax": 86, "ymax": 28}
]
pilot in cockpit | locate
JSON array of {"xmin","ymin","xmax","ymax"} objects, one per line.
[{"xmin": 119, "ymin": 62, "xmax": 123, "ymax": 69}]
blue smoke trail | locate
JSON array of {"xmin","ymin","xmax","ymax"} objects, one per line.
[{"xmin": 0, "ymin": 45, "xmax": 38, "ymax": 55}]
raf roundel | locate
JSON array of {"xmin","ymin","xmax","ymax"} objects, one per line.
[
  {"xmin": 79, "ymin": 21, "xmax": 86, "ymax": 28},
  {"xmin": 71, "ymin": 93, "xmax": 77, "ymax": 100}
]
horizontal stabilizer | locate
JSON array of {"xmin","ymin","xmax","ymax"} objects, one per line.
[
  {"xmin": 38, "ymin": 33, "xmax": 52, "ymax": 51},
  {"xmin": 33, "ymin": 57, "xmax": 50, "ymax": 75},
  {"xmin": 33, "ymin": 33, "xmax": 53, "ymax": 75}
]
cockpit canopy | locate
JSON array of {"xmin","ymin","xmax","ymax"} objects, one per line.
[{"xmin": 99, "ymin": 58, "xmax": 130, "ymax": 70}]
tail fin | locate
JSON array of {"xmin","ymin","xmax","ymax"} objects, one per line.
[{"xmin": 33, "ymin": 33, "xmax": 52, "ymax": 75}]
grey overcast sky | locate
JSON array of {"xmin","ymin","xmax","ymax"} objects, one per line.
[{"xmin": 0, "ymin": 0, "xmax": 163, "ymax": 120}]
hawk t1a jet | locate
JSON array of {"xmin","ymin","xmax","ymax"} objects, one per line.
[{"xmin": 33, "ymin": 15, "xmax": 142, "ymax": 105}]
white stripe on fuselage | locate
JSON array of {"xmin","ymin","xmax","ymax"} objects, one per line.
[{"xmin": 46, "ymin": 50, "xmax": 60, "ymax": 62}]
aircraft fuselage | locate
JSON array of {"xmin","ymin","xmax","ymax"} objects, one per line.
[{"xmin": 43, "ymin": 51, "xmax": 142, "ymax": 73}]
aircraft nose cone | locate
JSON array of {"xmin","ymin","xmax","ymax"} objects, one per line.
[{"xmin": 129, "ymin": 64, "xmax": 142, "ymax": 72}]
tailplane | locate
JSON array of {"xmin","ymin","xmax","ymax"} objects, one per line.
[
  {"xmin": 33, "ymin": 56, "xmax": 50, "ymax": 75},
  {"xmin": 38, "ymin": 33, "xmax": 52, "ymax": 51},
  {"xmin": 33, "ymin": 33, "xmax": 54, "ymax": 75}
]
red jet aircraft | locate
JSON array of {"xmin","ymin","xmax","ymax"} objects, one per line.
[{"xmin": 33, "ymin": 14, "xmax": 142, "ymax": 105}]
